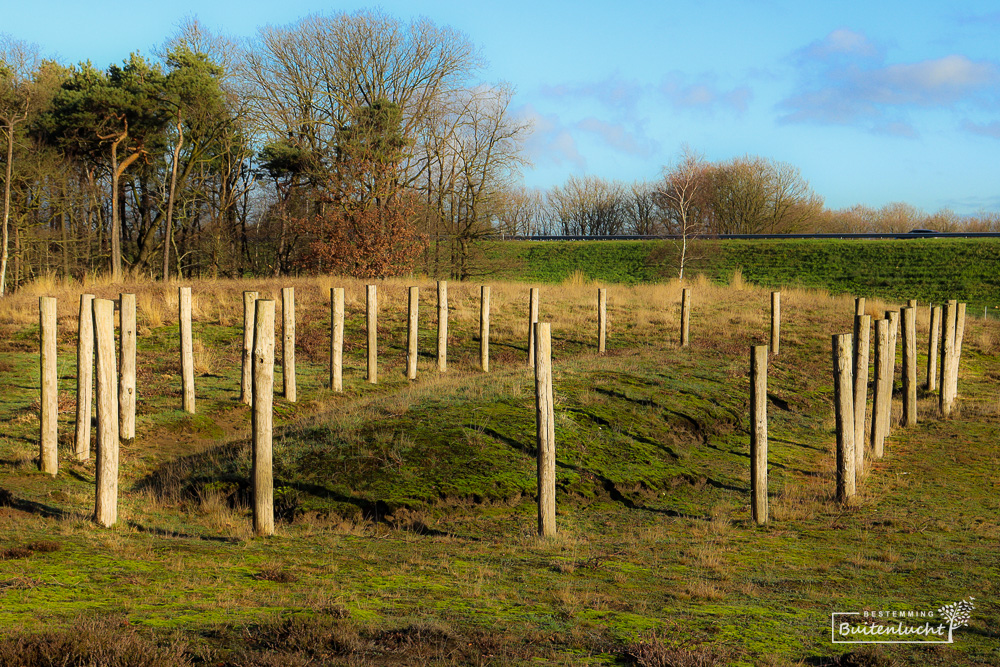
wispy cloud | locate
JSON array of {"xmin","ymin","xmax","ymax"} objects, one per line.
[
  {"xmin": 779, "ymin": 28, "xmax": 1000, "ymax": 135},
  {"xmin": 540, "ymin": 72, "xmax": 645, "ymax": 115},
  {"xmin": 658, "ymin": 73, "xmax": 752, "ymax": 114},
  {"xmin": 575, "ymin": 117, "xmax": 659, "ymax": 158},
  {"xmin": 516, "ymin": 104, "xmax": 586, "ymax": 168},
  {"xmin": 962, "ymin": 119, "xmax": 1000, "ymax": 139}
]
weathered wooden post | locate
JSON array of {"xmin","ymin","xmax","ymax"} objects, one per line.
[
  {"xmin": 241, "ymin": 291, "xmax": 258, "ymax": 405},
  {"xmin": 252, "ymin": 299, "xmax": 275, "ymax": 538},
  {"xmin": 534, "ymin": 322, "xmax": 556, "ymax": 538},
  {"xmin": 855, "ymin": 297, "xmax": 866, "ymax": 317},
  {"xmin": 770, "ymin": 291, "xmax": 781, "ymax": 355},
  {"xmin": 750, "ymin": 345, "xmax": 768, "ymax": 524},
  {"xmin": 330, "ymin": 288, "xmax": 344, "ymax": 392},
  {"xmin": 366, "ymin": 284, "xmax": 377, "ymax": 384},
  {"xmin": 179, "ymin": 287, "xmax": 195, "ymax": 413},
  {"xmin": 527, "ymin": 287, "xmax": 539, "ymax": 367},
  {"xmin": 680, "ymin": 288, "xmax": 692, "ymax": 347},
  {"xmin": 75, "ymin": 294, "xmax": 95, "ymax": 461},
  {"xmin": 597, "ymin": 288, "xmax": 607, "ymax": 354},
  {"xmin": 93, "ymin": 298, "xmax": 119, "ymax": 527},
  {"xmin": 407, "ymin": 286, "xmax": 419, "ymax": 380},
  {"xmin": 927, "ymin": 305, "xmax": 941, "ymax": 390},
  {"xmin": 480, "ymin": 285, "xmax": 491, "ymax": 372},
  {"xmin": 939, "ymin": 300, "xmax": 957, "ymax": 416},
  {"xmin": 39, "ymin": 296, "xmax": 58, "ymax": 476},
  {"xmin": 870, "ymin": 318, "xmax": 889, "ymax": 458},
  {"xmin": 437, "ymin": 280, "xmax": 448, "ymax": 372},
  {"xmin": 954, "ymin": 302, "xmax": 967, "ymax": 366},
  {"xmin": 852, "ymin": 314, "xmax": 870, "ymax": 478},
  {"xmin": 119, "ymin": 293, "xmax": 136, "ymax": 441},
  {"xmin": 282, "ymin": 287, "xmax": 296, "ymax": 401},
  {"xmin": 902, "ymin": 306, "xmax": 917, "ymax": 427},
  {"xmin": 884, "ymin": 309, "xmax": 899, "ymax": 431},
  {"xmin": 832, "ymin": 333, "xmax": 856, "ymax": 504}
]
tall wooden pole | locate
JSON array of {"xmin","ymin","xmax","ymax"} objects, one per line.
[
  {"xmin": 855, "ymin": 297, "xmax": 865, "ymax": 317},
  {"xmin": 282, "ymin": 287, "xmax": 296, "ymax": 402},
  {"xmin": 241, "ymin": 291, "xmax": 258, "ymax": 405},
  {"xmin": 535, "ymin": 322, "xmax": 556, "ymax": 538},
  {"xmin": 252, "ymin": 299, "xmax": 275, "ymax": 538},
  {"xmin": 597, "ymin": 288, "xmax": 607, "ymax": 354},
  {"xmin": 852, "ymin": 314, "xmax": 870, "ymax": 479},
  {"xmin": 330, "ymin": 288, "xmax": 344, "ymax": 392},
  {"xmin": 939, "ymin": 300, "xmax": 957, "ymax": 417},
  {"xmin": 75, "ymin": 294, "xmax": 95, "ymax": 461},
  {"xmin": 884, "ymin": 310, "xmax": 899, "ymax": 433},
  {"xmin": 832, "ymin": 333, "xmax": 856, "ymax": 504},
  {"xmin": 407, "ymin": 286, "xmax": 419, "ymax": 380},
  {"xmin": 680, "ymin": 288, "xmax": 692, "ymax": 347},
  {"xmin": 527, "ymin": 287, "xmax": 539, "ymax": 367},
  {"xmin": 437, "ymin": 280, "xmax": 448, "ymax": 372},
  {"xmin": 118, "ymin": 293, "xmax": 136, "ymax": 441},
  {"xmin": 927, "ymin": 305, "xmax": 941, "ymax": 390},
  {"xmin": 366, "ymin": 284, "xmax": 377, "ymax": 384},
  {"xmin": 870, "ymin": 319, "xmax": 889, "ymax": 458},
  {"xmin": 179, "ymin": 287, "xmax": 195, "ymax": 413},
  {"xmin": 750, "ymin": 345, "xmax": 768, "ymax": 524},
  {"xmin": 480, "ymin": 285, "xmax": 491, "ymax": 372},
  {"xmin": 39, "ymin": 296, "xmax": 58, "ymax": 476},
  {"xmin": 902, "ymin": 306, "xmax": 917, "ymax": 427},
  {"xmin": 770, "ymin": 291, "xmax": 781, "ymax": 355},
  {"xmin": 93, "ymin": 298, "xmax": 119, "ymax": 527}
]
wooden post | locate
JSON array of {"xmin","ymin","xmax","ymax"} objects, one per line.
[
  {"xmin": 770, "ymin": 291, "xmax": 781, "ymax": 355},
  {"xmin": 855, "ymin": 297, "xmax": 865, "ymax": 317},
  {"xmin": 179, "ymin": 287, "xmax": 195, "ymax": 413},
  {"xmin": 437, "ymin": 280, "xmax": 448, "ymax": 372},
  {"xmin": 366, "ymin": 284, "xmax": 377, "ymax": 384},
  {"xmin": 75, "ymin": 294, "xmax": 95, "ymax": 461},
  {"xmin": 527, "ymin": 287, "xmax": 539, "ymax": 367},
  {"xmin": 597, "ymin": 288, "xmax": 607, "ymax": 354},
  {"xmin": 954, "ymin": 302, "xmax": 967, "ymax": 366},
  {"xmin": 330, "ymin": 288, "xmax": 344, "ymax": 392},
  {"xmin": 832, "ymin": 333, "xmax": 856, "ymax": 504},
  {"xmin": 480, "ymin": 285, "xmax": 490, "ymax": 372},
  {"xmin": 680, "ymin": 288, "xmax": 692, "ymax": 347},
  {"xmin": 902, "ymin": 306, "xmax": 917, "ymax": 427},
  {"xmin": 870, "ymin": 319, "xmax": 889, "ymax": 458},
  {"xmin": 252, "ymin": 299, "xmax": 275, "ymax": 538},
  {"xmin": 241, "ymin": 291, "xmax": 258, "ymax": 405},
  {"xmin": 39, "ymin": 296, "xmax": 58, "ymax": 476},
  {"xmin": 884, "ymin": 310, "xmax": 899, "ymax": 432},
  {"xmin": 927, "ymin": 305, "xmax": 941, "ymax": 390},
  {"xmin": 939, "ymin": 300, "xmax": 957, "ymax": 416},
  {"xmin": 908, "ymin": 299, "xmax": 917, "ymax": 311},
  {"xmin": 282, "ymin": 287, "xmax": 296, "ymax": 402},
  {"xmin": 407, "ymin": 286, "xmax": 419, "ymax": 380},
  {"xmin": 750, "ymin": 345, "xmax": 768, "ymax": 524},
  {"xmin": 118, "ymin": 293, "xmax": 136, "ymax": 441},
  {"xmin": 534, "ymin": 322, "xmax": 556, "ymax": 538},
  {"xmin": 93, "ymin": 298, "xmax": 119, "ymax": 527},
  {"xmin": 852, "ymin": 314, "xmax": 870, "ymax": 478}
]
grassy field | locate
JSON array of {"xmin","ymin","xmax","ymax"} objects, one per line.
[
  {"xmin": 482, "ymin": 238, "xmax": 1000, "ymax": 317},
  {"xmin": 0, "ymin": 273, "xmax": 999, "ymax": 666}
]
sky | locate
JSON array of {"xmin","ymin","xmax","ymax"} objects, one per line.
[{"xmin": 5, "ymin": 0, "xmax": 1000, "ymax": 214}]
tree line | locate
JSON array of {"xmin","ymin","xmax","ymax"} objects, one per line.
[{"xmin": 3, "ymin": 14, "xmax": 999, "ymax": 291}]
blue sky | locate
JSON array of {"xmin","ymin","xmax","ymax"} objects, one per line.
[{"xmin": 6, "ymin": 0, "xmax": 1000, "ymax": 214}]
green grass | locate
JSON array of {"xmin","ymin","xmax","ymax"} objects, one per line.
[
  {"xmin": 483, "ymin": 238, "xmax": 1000, "ymax": 316},
  {"xmin": 1, "ymin": 277, "xmax": 999, "ymax": 665}
]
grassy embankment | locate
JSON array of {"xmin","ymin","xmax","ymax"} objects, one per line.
[
  {"xmin": 0, "ymin": 271, "xmax": 998, "ymax": 665},
  {"xmin": 482, "ymin": 237, "xmax": 1000, "ymax": 315}
]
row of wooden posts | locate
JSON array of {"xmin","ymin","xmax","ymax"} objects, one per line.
[
  {"xmin": 749, "ymin": 294, "xmax": 968, "ymax": 525},
  {"xmin": 36, "ymin": 281, "xmax": 696, "ymax": 535}
]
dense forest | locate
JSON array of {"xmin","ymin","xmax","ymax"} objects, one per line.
[{"xmin": 2, "ymin": 12, "xmax": 998, "ymax": 290}]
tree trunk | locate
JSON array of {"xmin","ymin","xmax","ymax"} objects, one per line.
[
  {"xmin": 163, "ymin": 117, "xmax": 184, "ymax": 280},
  {"xmin": 0, "ymin": 120, "xmax": 14, "ymax": 296}
]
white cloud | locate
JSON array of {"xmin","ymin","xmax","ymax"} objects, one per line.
[
  {"xmin": 658, "ymin": 72, "xmax": 752, "ymax": 114},
  {"xmin": 515, "ymin": 104, "xmax": 586, "ymax": 168},
  {"xmin": 575, "ymin": 117, "xmax": 659, "ymax": 158}
]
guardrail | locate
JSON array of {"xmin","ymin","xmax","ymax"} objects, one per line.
[{"xmin": 499, "ymin": 232, "xmax": 1000, "ymax": 241}]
